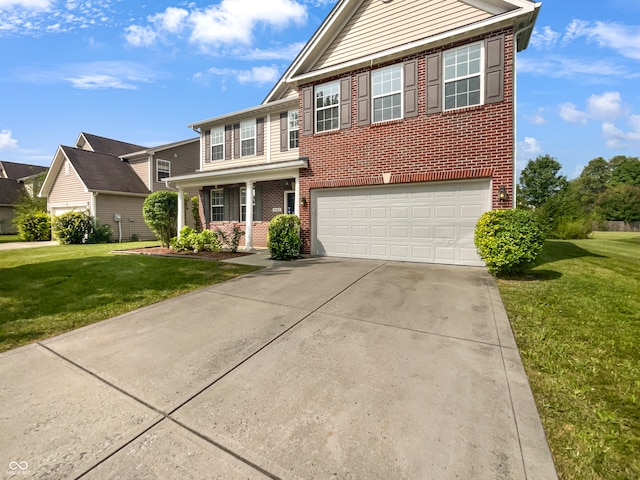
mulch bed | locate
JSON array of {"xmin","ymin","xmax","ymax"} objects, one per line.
[{"xmin": 116, "ymin": 246, "xmax": 253, "ymax": 261}]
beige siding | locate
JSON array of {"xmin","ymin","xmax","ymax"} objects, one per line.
[
  {"xmin": 314, "ymin": 0, "xmax": 492, "ymax": 70},
  {"xmin": 48, "ymin": 161, "xmax": 90, "ymax": 206},
  {"xmin": 95, "ymin": 195, "xmax": 155, "ymax": 241},
  {"xmin": 270, "ymin": 111, "xmax": 300, "ymax": 163},
  {"xmin": 151, "ymin": 141, "xmax": 200, "ymax": 192},
  {"xmin": 129, "ymin": 158, "xmax": 150, "ymax": 189},
  {"xmin": 201, "ymin": 119, "xmax": 268, "ymax": 172}
]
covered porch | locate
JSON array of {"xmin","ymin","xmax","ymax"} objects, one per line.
[{"xmin": 167, "ymin": 159, "xmax": 308, "ymax": 250}]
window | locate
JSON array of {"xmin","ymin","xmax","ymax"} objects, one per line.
[
  {"xmin": 288, "ymin": 110, "xmax": 299, "ymax": 149},
  {"xmin": 211, "ymin": 127, "xmax": 224, "ymax": 161},
  {"xmin": 157, "ymin": 159, "xmax": 171, "ymax": 182},
  {"xmin": 444, "ymin": 43, "xmax": 482, "ymax": 110},
  {"xmin": 315, "ymin": 81, "xmax": 339, "ymax": 132},
  {"xmin": 210, "ymin": 189, "xmax": 224, "ymax": 222},
  {"xmin": 240, "ymin": 187, "xmax": 256, "ymax": 222},
  {"xmin": 372, "ymin": 65, "xmax": 402, "ymax": 122},
  {"xmin": 240, "ymin": 120, "xmax": 255, "ymax": 156}
]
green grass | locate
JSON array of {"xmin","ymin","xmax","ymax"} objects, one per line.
[
  {"xmin": 0, "ymin": 234, "xmax": 21, "ymax": 243},
  {"xmin": 497, "ymin": 232, "xmax": 640, "ymax": 479},
  {"xmin": 0, "ymin": 242, "xmax": 261, "ymax": 353}
]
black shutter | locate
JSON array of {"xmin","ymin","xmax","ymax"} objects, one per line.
[
  {"xmin": 357, "ymin": 71, "xmax": 370, "ymax": 126},
  {"xmin": 233, "ymin": 124, "xmax": 240, "ymax": 159},
  {"xmin": 204, "ymin": 130, "xmax": 211, "ymax": 163},
  {"xmin": 224, "ymin": 125, "xmax": 232, "ymax": 160},
  {"xmin": 404, "ymin": 59, "xmax": 418, "ymax": 118},
  {"xmin": 254, "ymin": 186, "xmax": 263, "ymax": 222},
  {"xmin": 340, "ymin": 76, "xmax": 351, "ymax": 130},
  {"xmin": 223, "ymin": 188, "xmax": 232, "ymax": 222},
  {"xmin": 485, "ymin": 34, "xmax": 505, "ymax": 104},
  {"xmin": 426, "ymin": 52, "xmax": 442, "ymax": 114},
  {"xmin": 202, "ymin": 189, "xmax": 210, "ymax": 225},
  {"xmin": 302, "ymin": 86, "xmax": 313, "ymax": 135},
  {"xmin": 280, "ymin": 112, "xmax": 288, "ymax": 151},
  {"xmin": 256, "ymin": 118, "xmax": 264, "ymax": 156}
]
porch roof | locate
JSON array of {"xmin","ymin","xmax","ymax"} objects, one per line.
[{"xmin": 165, "ymin": 158, "xmax": 309, "ymax": 189}]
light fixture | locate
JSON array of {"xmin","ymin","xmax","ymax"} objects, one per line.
[
  {"xmin": 300, "ymin": 196, "xmax": 307, "ymax": 207},
  {"xmin": 498, "ymin": 186, "xmax": 508, "ymax": 201}
]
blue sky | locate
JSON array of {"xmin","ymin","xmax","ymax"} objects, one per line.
[{"xmin": 0, "ymin": 0, "xmax": 639, "ymax": 180}]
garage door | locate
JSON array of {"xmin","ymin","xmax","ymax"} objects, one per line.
[{"xmin": 311, "ymin": 180, "xmax": 491, "ymax": 266}]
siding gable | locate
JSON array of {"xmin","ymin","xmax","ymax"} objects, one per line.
[{"xmin": 313, "ymin": 0, "xmax": 494, "ymax": 71}]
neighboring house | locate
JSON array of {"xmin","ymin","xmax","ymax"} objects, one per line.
[
  {"xmin": 39, "ymin": 133, "xmax": 200, "ymax": 241},
  {"xmin": 168, "ymin": 0, "xmax": 541, "ymax": 266},
  {"xmin": 0, "ymin": 160, "xmax": 48, "ymax": 234}
]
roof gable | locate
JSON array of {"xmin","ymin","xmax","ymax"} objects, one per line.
[
  {"xmin": 265, "ymin": 0, "xmax": 539, "ymax": 101},
  {"xmin": 0, "ymin": 161, "xmax": 48, "ymax": 180},
  {"xmin": 77, "ymin": 132, "xmax": 147, "ymax": 157}
]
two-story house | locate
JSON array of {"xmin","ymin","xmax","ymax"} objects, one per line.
[
  {"xmin": 168, "ymin": 0, "xmax": 540, "ymax": 266},
  {"xmin": 39, "ymin": 133, "xmax": 200, "ymax": 241}
]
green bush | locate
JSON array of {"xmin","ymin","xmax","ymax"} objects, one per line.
[
  {"xmin": 88, "ymin": 221, "xmax": 113, "ymax": 244},
  {"xmin": 215, "ymin": 224, "xmax": 245, "ymax": 253},
  {"xmin": 553, "ymin": 218, "xmax": 592, "ymax": 240},
  {"xmin": 267, "ymin": 214, "xmax": 301, "ymax": 260},
  {"xmin": 474, "ymin": 209, "xmax": 544, "ymax": 276},
  {"xmin": 53, "ymin": 211, "xmax": 94, "ymax": 244},
  {"xmin": 191, "ymin": 196, "xmax": 202, "ymax": 232},
  {"xmin": 143, "ymin": 191, "xmax": 180, "ymax": 247},
  {"xmin": 14, "ymin": 211, "xmax": 51, "ymax": 241},
  {"xmin": 170, "ymin": 226, "xmax": 221, "ymax": 253}
]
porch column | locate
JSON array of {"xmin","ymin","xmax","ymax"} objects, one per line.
[
  {"xmin": 244, "ymin": 180, "xmax": 254, "ymax": 251},
  {"xmin": 294, "ymin": 173, "xmax": 300, "ymax": 216},
  {"xmin": 177, "ymin": 186, "xmax": 185, "ymax": 237}
]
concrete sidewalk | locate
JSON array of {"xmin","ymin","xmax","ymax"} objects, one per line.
[{"xmin": 0, "ymin": 257, "xmax": 557, "ymax": 479}]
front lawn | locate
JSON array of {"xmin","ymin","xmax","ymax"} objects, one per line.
[
  {"xmin": 497, "ymin": 232, "xmax": 640, "ymax": 479},
  {"xmin": 0, "ymin": 242, "xmax": 261, "ymax": 353},
  {"xmin": 0, "ymin": 234, "xmax": 20, "ymax": 243}
]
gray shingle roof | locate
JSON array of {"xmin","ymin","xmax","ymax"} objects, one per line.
[
  {"xmin": 62, "ymin": 146, "xmax": 150, "ymax": 195},
  {"xmin": 0, "ymin": 178, "xmax": 25, "ymax": 205},
  {"xmin": 80, "ymin": 133, "xmax": 147, "ymax": 157},
  {"xmin": 0, "ymin": 161, "xmax": 48, "ymax": 180}
]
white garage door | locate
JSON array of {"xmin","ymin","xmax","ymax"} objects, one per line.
[{"xmin": 311, "ymin": 180, "xmax": 491, "ymax": 266}]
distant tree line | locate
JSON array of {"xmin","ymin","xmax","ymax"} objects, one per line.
[{"xmin": 517, "ymin": 154, "xmax": 640, "ymax": 238}]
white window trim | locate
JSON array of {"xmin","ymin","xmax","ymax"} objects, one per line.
[
  {"xmin": 372, "ymin": 64, "xmax": 403, "ymax": 123},
  {"xmin": 240, "ymin": 187, "xmax": 256, "ymax": 222},
  {"xmin": 288, "ymin": 110, "xmax": 299, "ymax": 150},
  {"xmin": 240, "ymin": 120, "xmax": 256, "ymax": 157},
  {"xmin": 156, "ymin": 159, "xmax": 171, "ymax": 182},
  {"xmin": 210, "ymin": 188, "xmax": 224, "ymax": 223},
  {"xmin": 315, "ymin": 80, "xmax": 340, "ymax": 133},
  {"xmin": 443, "ymin": 41, "xmax": 484, "ymax": 112},
  {"xmin": 211, "ymin": 127, "xmax": 224, "ymax": 161}
]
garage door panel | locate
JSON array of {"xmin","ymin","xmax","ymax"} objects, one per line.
[{"xmin": 312, "ymin": 180, "xmax": 490, "ymax": 266}]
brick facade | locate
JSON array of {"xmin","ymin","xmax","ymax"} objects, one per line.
[{"xmin": 297, "ymin": 29, "xmax": 515, "ymax": 254}]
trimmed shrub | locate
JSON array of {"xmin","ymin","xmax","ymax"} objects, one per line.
[
  {"xmin": 215, "ymin": 224, "xmax": 245, "ymax": 253},
  {"xmin": 170, "ymin": 226, "xmax": 221, "ymax": 253},
  {"xmin": 553, "ymin": 218, "xmax": 592, "ymax": 240},
  {"xmin": 53, "ymin": 211, "xmax": 94, "ymax": 244},
  {"xmin": 474, "ymin": 209, "xmax": 544, "ymax": 276},
  {"xmin": 88, "ymin": 221, "xmax": 113, "ymax": 244},
  {"xmin": 143, "ymin": 191, "xmax": 180, "ymax": 247},
  {"xmin": 14, "ymin": 211, "xmax": 51, "ymax": 241},
  {"xmin": 267, "ymin": 214, "xmax": 301, "ymax": 260}
]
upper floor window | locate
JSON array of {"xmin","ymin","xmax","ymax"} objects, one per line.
[
  {"xmin": 288, "ymin": 110, "xmax": 299, "ymax": 149},
  {"xmin": 157, "ymin": 159, "xmax": 170, "ymax": 182},
  {"xmin": 210, "ymin": 188, "xmax": 224, "ymax": 222},
  {"xmin": 443, "ymin": 43, "xmax": 482, "ymax": 110},
  {"xmin": 240, "ymin": 120, "xmax": 255, "ymax": 157},
  {"xmin": 211, "ymin": 127, "xmax": 224, "ymax": 161},
  {"xmin": 372, "ymin": 65, "xmax": 403, "ymax": 123},
  {"xmin": 315, "ymin": 81, "xmax": 339, "ymax": 132}
]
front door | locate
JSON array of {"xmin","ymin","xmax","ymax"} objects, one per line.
[{"xmin": 285, "ymin": 191, "xmax": 295, "ymax": 214}]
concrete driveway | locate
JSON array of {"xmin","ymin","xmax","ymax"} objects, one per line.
[{"xmin": 0, "ymin": 257, "xmax": 557, "ymax": 479}]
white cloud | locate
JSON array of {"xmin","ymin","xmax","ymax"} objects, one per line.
[
  {"xmin": 0, "ymin": 0, "xmax": 51, "ymax": 10},
  {"xmin": 517, "ymin": 137, "xmax": 542, "ymax": 161},
  {"xmin": 66, "ymin": 74, "xmax": 138, "ymax": 90},
  {"xmin": 126, "ymin": 0, "xmax": 308, "ymax": 50},
  {"xmin": 197, "ymin": 65, "xmax": 280, "ymax": 85},
  {"xmin": 530, "ymin": 26, "xmax": 559, "ymax": 49},
  {"xmin": 527, "ymin": 110, "xmax": 546, "ymax": 125},
  {"xmin": 602, "ymin": 115, "xmax": 640, "ymax": 149},
  {"xmin": 586, "ymin": 91, "xmax": 625, "ymax": 121},
  {"xmin": 559, "ymin": 102, "xmax": 589, "ymax": 124},
  {"xmin": 517, "ymin": 56, "xmax": 626, "ymax": 80},
  {"xmin": 0, "ymin": 129, "xmax": 18, "ymax": 149},
  {"xmin": 239, "ymin": 42, "xmax": 306, "ymax": 60},
  {"xmin": 562, "ymin": 19, "xmax": 640, "ymax": 61},
  {"xmin": 124, "ymin": 24, "xmax": 156, "ymax": 47}
]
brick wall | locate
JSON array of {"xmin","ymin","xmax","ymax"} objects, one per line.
[{"xmin": 297, "ymin": 29, "xmax": 515, "ymax": 253}]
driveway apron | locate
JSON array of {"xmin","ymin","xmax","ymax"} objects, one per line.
[{"xmin": 0, "ymin": 257, "xmax": 557, "ymax": 479}]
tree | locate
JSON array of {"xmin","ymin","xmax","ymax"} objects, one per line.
[
  {"xmin": 142, "ymin": 191, "xmax": 180, "ymax": 247},
  {"xmin": 609, "ymin": 156, "xmax": 640, "ymax": 187},
  {"xmin": 596, "ymin": 184, "xmax": 640, "ymax": 223},
  {"xmin": 517, "ymin": 154, "xmax": 567, "ymax": 208},
  {"xmin": 574, "ymin": 157, "xmax": 612, "ymax": 210}
]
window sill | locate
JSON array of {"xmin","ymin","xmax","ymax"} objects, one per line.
[
  {"xmin": 442, "ymin": 104, "xmax": 486, "ymax": 115},
  {"xmin": 370, "ymin": 118, "xmax": 404, "ymax": 128}
]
